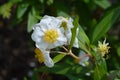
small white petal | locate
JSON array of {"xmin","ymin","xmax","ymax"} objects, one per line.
[
  {"xmin": 31, "ymin": 27, "xmax": 44, "ymax": 43},
  {"xmin": 44, "ymin": 52, "xmax": 54, "ymax": 67},
  {"xmin": 49, "ymin": 18, "xmax": 61, "ymax": 28},
  {"xmin": 78, "ymin": 51, "xmax": 89, "ymax": 66},
  {"xmin": 39, "ymin": 49, "xmax": 54, "ymax": 67},
  {"xmin": 36, "ymin": 41, "xmax": 48, "ymax": 49},
  {"xmin": 73, "ymin": 38, "xmax": 79, "ymax": 48},
  {"xmin": 68, "ymin": 18, "xmax": 74, "ymax": 28}
]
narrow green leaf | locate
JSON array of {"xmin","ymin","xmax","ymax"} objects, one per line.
[
  {"xmin": 91, "ymin": 6, "xmax": 120, "ymax": 43},
  {"xmin": 78, "ymin": 40, "xmax": 90, "ymax": 54},
  {"xmin": 94, "ymin": 59, "xmax": 107, "ymax": 80},
  {"xmin": 57, "ymin": 10, "xmax": 70, "ymax": 17},
  {"xmin": 27, "ymin": 6, "xmax": 41, "ymax": 32},
  {"xmin": 27, "ymin": 11, "xmax": 38, "ymax": 32},
  {"xmin": 94, "ymin": 0, "xmax": 111, "ymax": 9},
  {"xmin": 102, "ymin": 59, "xmax": 107, "ymax": 73},
  {"xmin": 69, "ymin": 16, "xmax": 79, "ymax": 50},
  {"xmin": 17, "ymin": 3, "xmax": 29, "ymax": 18},
  {"xmin": 77, "ymin": 25, "xmax": 90, "ymax": 54},
  {"xmin": 78, "ymin": 25, "xmax": 90, "ymax": 47},
  {"xmin": 53, "ymin": 54, "xmax": 66, "ymax": 63}
]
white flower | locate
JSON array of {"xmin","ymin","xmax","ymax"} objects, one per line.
[
  {"xmin": 57, "ymin": 16, "xmax": 79, "ymax": 48},
  {"xmin": 31, "ymin": 15, "xmax": 67, "ymax": 49},
  {"xmin": 34, "ymin": 48, "xmax": 54, "ymax": 67},
  {"xmin": 98, "ymin": 39, "xmax": 110, "ymax": 57},
  {"xmin": 78, "ymin": 51, "xmax": 89, "ymax": 67}
]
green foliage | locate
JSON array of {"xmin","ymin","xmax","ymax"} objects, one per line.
[
  {"xmin": 39, "ymin": 60, "xmax": 90, "ymax": 80},
  {"xmin": 91, "ymin": 6, "xmax": 120, "ymax": 43},
  {"xmin": 17, "ymin": 3, "xmax": 29, "ymax": 19},
  {"xmin": 2, "ymin": 0, "xmax": 120, "ymax": 80},
  {"xmin": 94, "ymin": 59, "xmax": 107, "ymax": 80},
  {"xmin": 69, "ymin": 16, "xmax": 79, "ymax": 50},
  {"xmin": 0, "ymin": 2, "xmax": 13, "ymax": 18},
  {"xmin": 94, "ymin": 0, "xmax": 111, "ymax": 9},
  {"xmin": 53, "ymin": 53, "xmax": 66, "ymax": 63},
  {"xmin": 78, "ymin": 25, "xmax": 90, "ymax": 54},
  {"xmin": 27, "ymin": 9, "xmax": 39, "ymax": 32}
]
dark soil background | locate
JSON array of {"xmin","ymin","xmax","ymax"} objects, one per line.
[{"xmin": 0, "ymin": 16, "xmax": 37, "ymax": 80}]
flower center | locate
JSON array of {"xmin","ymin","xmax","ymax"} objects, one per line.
[
  {"xmin": 43, "ymin": 29, "xmax": 59, "ymax": 43},
  {"xmin": 99, "ymin": 45, "xmax": 108, "ymax": 53},
  {"xmin": 34, "ymin": 48, "xmax": 45, "ymax": 63},
  {"xmin": 98, "ymin": 44, "xmax": 110, "ymax": 57}
]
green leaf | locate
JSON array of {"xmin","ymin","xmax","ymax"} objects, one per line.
[
  {"xmin": 17, "ymin": 3, "xmax": 29, "ymax": 19},
  {"xmin": 91, "ymin": 6, "xmax": 120, "ymax": 43},
  {"xmin": 47, "ymin": 0, "xmax": 53, "ymax": 5},
  {"xmin": 39, "ymin": 63, "xmax": 71, "ymax": 75},
  {"xmin": 32, "ymin": 68, "xmax": 38, "ymax": 80},
  {"xmin": 53, "ymin": 54, "xmax": 66, "ymax": 63},
  {"xmin": 108, "ymin": 70, "xmax": 120, "ymax": 80},
  {"xmin": 27, "ymin": 8, "xmax": 38, "ymax": 32},
  {"xmin": 57, "ymin": 10, "xmax": 70, "ymax": 17},
  {"xmin": 78, "ymin": 25, "xmax": 90, "ymax": 47},
  {"xmin": 94, "ymin": 0, "xmax": 111, "ymax": 9},
  {"xmin": 78, "ymin": 40, "xmax": 90, "ymax": 54},
  {"xmin": 77, "ymin": 25, "xmax": 90, "ymax": 54},
  {"xmin": 69, "ymin": 16, "xmax": 79, "ymax": 50},
  {"xmin": 94, "ymin": 59, "xmax": 107, "ymax": 80}
]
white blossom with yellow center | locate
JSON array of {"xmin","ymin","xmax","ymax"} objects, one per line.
[
  {"xmin": 31, "ymin": 15, "xmax": 67, "ymax": 49},
  {"xmin": 98, "ymin": 39, "xmax": 110, "ymax": 57},
  {"xmin": 57, "ymin": 16, "xmax": 79, "ymax": 48},
  {"xmin": 34, "ymin": 48, "xmax": 54, "ymax": 67}
]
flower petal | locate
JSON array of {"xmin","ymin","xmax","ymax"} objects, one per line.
[
  {"xmin": 31, "ymin": 26, "xmax": 44, "ymax": 43},
  {"xmin": 78, "ymin": 51, "xmax": 89, "ymax": 67},
  {"xmin": 73, "ymin": 38, "xmax": 79, "ymax": 48},
  {"xmin": 67, "ymin": 17, "xmax": 74, "ymax": 28},
  {"xmin": 44, "ymin": 51, "xmax": 54, "ymax": 67},
  {"xmin": 36, "ymin": 41, "xmax": 48, "ymax": 49}
]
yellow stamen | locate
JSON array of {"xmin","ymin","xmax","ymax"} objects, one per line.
[
  {"xmin": 34, "ymin": 48, "xmax": 45, "ymax": 63},
  {"xmin": 43, "ymin": 29, "xmax": 59, "ymax": 43},
  {"xmin": 98, "ymin": 40, "xmax": 110, "ymax": 57}
]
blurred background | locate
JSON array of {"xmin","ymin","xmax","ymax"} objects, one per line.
[{"xmin": 0, "ymin": 0, "xmax": 120, "ymax": 80}]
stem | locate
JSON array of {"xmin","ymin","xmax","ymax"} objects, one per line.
[
  {"xmin": 61, "ymin": 46, "xmax": 92, "ymax": 60},
  {"xmin": 62, "ymin": 46, "xmax": 80, "ymax": 60},
  {"xmin": 69, "ymin": 50, "xmax": 80, "ymax": 60},
  {"xmin": 50, "ymin": 51, "xmax": 67, "ymax": 55},
  {"xmin": 62, "ymin": 46, "xmax": 68, "ymax": 52}
]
